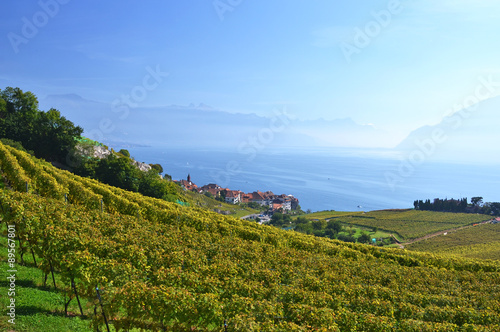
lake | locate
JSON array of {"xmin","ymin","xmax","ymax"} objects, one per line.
[{"xmin": 118, "ymin": 145, "xmax": 500, "ymax": 212}]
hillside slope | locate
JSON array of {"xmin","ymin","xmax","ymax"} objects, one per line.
[
  {"xmin": 1, "ymin": 142, "xmax": 500, "ymax": 331},
  {"xmin": 407, "ymin": 223, "xmax": 500, "ymax": 261}
]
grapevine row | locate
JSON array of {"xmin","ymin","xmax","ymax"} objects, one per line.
[{"xmin": 1, "ymin": 190, "xmax": 499, "ymax": 331}]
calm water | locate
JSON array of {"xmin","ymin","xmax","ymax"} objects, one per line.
[{"xmin": 120, "ymin": 146, "xmax": 500, "ymax": 212}]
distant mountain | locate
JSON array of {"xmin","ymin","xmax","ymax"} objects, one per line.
[
  {"xmin": 396, "ymin": 95, "xmax": 500, "ymax": 162},
  {"xmin": 40, "ymin": 94, "xmax": 392, "ymax": 149},
  {"xmin": 296, "ymin": 117, "xmax": 392, "ymax": 148}
]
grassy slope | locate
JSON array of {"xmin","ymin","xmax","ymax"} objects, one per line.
[
  {"xmin": 182, "ymin": 189, "xmax": 259, "ymax": 218},
  {"xmin": 0, "ymin": 224, "xmax": 92, "ymax": 332},
  {"xmin": 0, "ymin": 223, "xmax": 146, "ymax": 332}
]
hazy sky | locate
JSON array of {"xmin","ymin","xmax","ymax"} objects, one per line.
[{"xmin": 2, "ymin": 1, "xmax": 500, "ymax": 145}]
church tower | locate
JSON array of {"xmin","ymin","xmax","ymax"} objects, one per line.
[{"xmin": 187, "ymin": 174, "xmax": 191, "ymax": 184}]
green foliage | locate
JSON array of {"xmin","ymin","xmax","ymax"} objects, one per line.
[
  {"xmin": 294, "ymin": 216, "xmax": 308, "ymax": 224},
  {"xmin": 149, "ymin": 163, "xmax": 163, "ymax": 174},
  {"xmin": 118, "ymin": 148, "xmax": 130, "ymax": 158},
  {"xmin": 138, "ymin": 169, "xmax": 178, "ymax": 201},
  {"xmin": 326, "ymin": 219, "xmax": 342, "ymax": 233},
  {"xmin": 95, "ymin": 154, "xmax": 140, "ymax": 192},
  {"xmin": 0, "ymin": 138, "xmax": 34, "ymax": 155},
  {"xmin": 0, "ymin": 87, "xmax": 83, "ymax": 162},
  {"xmin": 358, "ymin": 233, "xmax": 372, "ymax": 244},
  {"xmin": 245, "ymin": 201, "xmax": 264, "ymax": 210},
  {"xmin": 269, "ymin": 212, "xmax": 292, "ymax": 227},
  {"xmin": 0, "ymin": 225, "xmax": 94, "ymax": 331}
]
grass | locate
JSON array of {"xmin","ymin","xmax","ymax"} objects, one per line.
[
  {"xmin": 0, "ymin": 223, "xmax": 130, "ymax": 332},
  {"xmin": 337, "ymin": 225, "xmax": 393, "ymax": 243},
  {"xmin": 182, "ymin": 190, "xmax": 259, "ymax": 218},
  {"xmin": 298, "ymin": 210, "xmax": 363, "ymax": 220}
]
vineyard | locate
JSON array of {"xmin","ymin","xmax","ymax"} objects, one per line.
[
  {"xmin": 1, "ymin": 141, "xmax": 500, "ymax": 331},
  {"xmin": 407, "ymin": 223, "xmax": 500, "ymax": 261},
  {"xmin": 329, "ymin": 209, "xmax": 490, "ymax": 240}
]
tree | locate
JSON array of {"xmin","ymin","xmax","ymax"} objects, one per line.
[
  {"xmin": 295, "ymin": 216, "xmax": 309, "ymax": 224},
  {"xmin": 119, "ymin": 149, "xmax": 131, "ymax": 158},
  {"xmin": 0, "ymin": 87, "xmax": 82, "ymax": 162},
  {"xmin": 471, "ymin": 197, "xmax": 483, "ymax": 207},
  {"xmin": 270, "ymin": 212, "xmax": 291, "ymax": 227},
  {"xmin": 294, "ymin": 223, "xmax": 313, "ymax": 234},
  {"xmin": 217, "ymin": 190, "xmax": 227, "ymax": 202},
  {"xmin": 33, "ymin": 108, "xmax": 83, "ymax": 161},
  {"xmin": 0, "ymin": 87, "xmax": 40, "ymax": 146},
  {"xmin": 337, "ymin": 234, "xmax": 356, "ymax": 243},
  {"xmin": 150, "ymin": 163, "xmax": 163, "ymax": 174},
  {"xmin": 312, "ymin": 220, "xmax": 326, "ymax": 230},
  {"xmin": 358, "ymin": 233, "xmax": 371, "ymax": 244},
  {"xmin": 270, "ymin": 212, "xmax": 283, "ymax": 226},
  {"xmin": 95, "ymin": 155, "xmax": 140, "ymax": 192},
  {"xmin": 138, "ymin": 169, "xmax": 177, "ymax": 201},
  {"xmin": 326, "ymin": 219, "xmax": 342, "ymax": 233}
]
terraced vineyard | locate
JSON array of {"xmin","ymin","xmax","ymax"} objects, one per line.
[
  {"xmin": 407, "ymin": 223, "xmax": 500, "ymax": 261},
  {"xmin": 330, "ymin": 209, "xmax": 490, "ymax": 240},
  {"xmin": 1, "ymin": 141, "xmax": 500, "ymax": 331}
]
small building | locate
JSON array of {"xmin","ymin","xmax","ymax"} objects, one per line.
[{"xmin": 225, "ymin": 190, "xmax": 241, "ymax": 204}]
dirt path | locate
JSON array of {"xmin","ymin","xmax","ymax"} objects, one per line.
[{"xmin": 394, "ymin": 219, "xmax": 493, "ymax": 249}]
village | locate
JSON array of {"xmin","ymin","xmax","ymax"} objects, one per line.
[{"xmin": 174, "ymin": 174, "xmax": 300, "ymax": 215}]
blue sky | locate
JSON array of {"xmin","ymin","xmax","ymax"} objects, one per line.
[{"xmin": 2, "ymin": 0, "xmax": 500, "ymax": 146}]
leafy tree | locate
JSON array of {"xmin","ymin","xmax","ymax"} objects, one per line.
[
  {"xmin": 270, "ymin": 212, "xmax": 291, "ymax": 227},
  {"xmin": 33, "ymin": 108, "xmax": 83, "ymax": 161},
  {"xmin": 295, "ymin": 216, "xmax": 309, "ymax": 224},
  {"xmin": 246, "ymin": 202, "xmax": 262, "ymax": 210},
  {"xmin": 358, "ymin": 233, "xmax": 371, "ymax": 244},
  {"xmin": 138, "ymin": 169, "xmax": 177, "ymax": 201},
  {"xmin": 216, "ymin": 190, "xmax": 227, "ymax": 202},
  {"xmin": 270, "ymin": 212, "xmax": 283, "ymax": 226},
  {"xmin": 337, "ymin": 234, "xmax": 356, "ymax": 243},
  {"xmin": 150, "ymin": 163, "xmax": 163, "ymax": 174},
  {"xmin": 95, "ymin": 154, "xmax": 140, "ymax": 192},
  {"xmin": 0, "ymin": 87, "xmax": 40, "ymax": 146},
  {"xmin": 326, "ymin": 219, "xmax": 342, "ymax": 233},
  {"xmin": 312, "ymin": 220, "xmax": 326, "ymax": 230},
  {"xmin": 0, "ymin": 87, "xmax": 82, "ymax": 162},
  {"xmin": 118, "ymin": 149, "xmax": 131, "ymax": 158},
  {"xmin": 294, "ymin": 223, "xmax": 313, "ymax": 234},
  {"xmin": 471, "ymin": 197, "xmax": 483, "ymax": 206}
]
